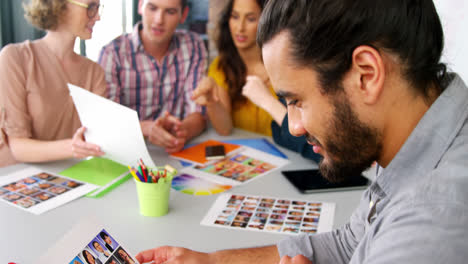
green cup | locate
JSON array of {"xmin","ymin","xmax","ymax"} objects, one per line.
[{"xmin": 134, "ymin": 177, "xmax": 172, "ymax": 217}]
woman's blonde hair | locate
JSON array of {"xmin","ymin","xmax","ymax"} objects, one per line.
[{"xmin": 23, "ymin": 0, "xmax": 67, "ymax": 30}]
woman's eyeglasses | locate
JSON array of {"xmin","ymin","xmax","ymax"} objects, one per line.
[{"xmin": 66, "ymin": 0, "xmax": 104, "ymax": 19}]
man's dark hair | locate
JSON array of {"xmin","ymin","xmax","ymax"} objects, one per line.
[{"xmin": 257, "ymin": 0, "xmax": 447, "ymax": 98}]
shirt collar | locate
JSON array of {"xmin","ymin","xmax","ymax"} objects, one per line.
[
  {"xmin": 130, "ymin": 22, "xmax": 180, "ymax": 55},
  {"xmin": 376, "ymin": 73, "xmax": 468, "ymax": 196}
]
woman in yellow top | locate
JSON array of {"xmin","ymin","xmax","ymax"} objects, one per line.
[{"xmin": 192, "ymin": 0, "xmax": 287, "ymax": 136}]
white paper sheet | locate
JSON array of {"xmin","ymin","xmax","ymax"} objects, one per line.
[
  {"xmin": 0, "ymin": 167, "xmax": 98, "ymax": 215},
  {"xmin": 201, "ymin": 193, "xmax": 335, "ymax": 235},
  {"xmin": 68, "ymin": 84, "xmax": 155, "ymax": 167}
]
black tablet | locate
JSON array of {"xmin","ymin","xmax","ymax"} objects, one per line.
[{"xmin": 282, "ymin": 169, "xmax": 370, "ymax": 193}]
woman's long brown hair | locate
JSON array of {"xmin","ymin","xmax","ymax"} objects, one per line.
[{"xmin": 216, "ymin": 0, "xmax": 268, "ymax": 108}]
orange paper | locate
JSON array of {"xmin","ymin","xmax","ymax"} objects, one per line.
[{"xmin": 170, "ymin": 139, "xmax": 241, "ymax": 164}]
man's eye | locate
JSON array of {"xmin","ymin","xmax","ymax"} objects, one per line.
[{"xmin": 287, "ymin": 100, "xmax": 298, "ymax": 106}]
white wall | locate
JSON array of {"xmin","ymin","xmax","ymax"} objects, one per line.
[{"xmin": 434, "ymin": 0, "xmax": 468, "ymax": 82}]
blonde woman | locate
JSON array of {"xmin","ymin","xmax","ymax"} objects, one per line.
[{"xmin": 0, "ymin": 0, "xmax": 106, "ymax": 167}]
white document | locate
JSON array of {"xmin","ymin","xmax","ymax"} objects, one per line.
[
  {"xmin": 0, "ymin": 167, "xmax": 98, "ymax": 215},
  {"xmin": 68, "ymin": 84, "xmax": 155, "ymax": 167},
  {"xmin": 201, "ymin": 193, "xmax": 335, "ymax": 235},
  {"xmin": 38, "ymin": 216, "xmax": 140, "ymax": 264}
]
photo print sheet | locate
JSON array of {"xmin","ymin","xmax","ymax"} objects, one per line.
[
  {"xmin": 201, "ymin": 193, "xmax": 335, "ymax": 235},
  {"xmin": 68, "ymin": 228, "xmax": 138, "ymax": 264},
  {"xmin": 38, "ymin": 217, "xmax": 139, "ymax": 264},
  {"xmin": 175, "ymin": 147, "xmax": 289, "ymax": 195},
  {"xmin": 0, "ymin": 167, "xmax": 97, "ymax": 215}
]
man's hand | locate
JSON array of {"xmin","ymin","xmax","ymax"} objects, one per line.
[
  {"xmin": 71, "ymin": 127, "xmax": 105, "ymax": 158},
  {"xmin": 148, "ymin": 112, "xmax": 186, "ymax": 153},
  {"xmin": 191, "ymin": 76, "xmax": 219, "ymax": 106},
  {"xmin": 136, "ymin": 246, "xmax": 213, "ymax": 264},
  {"xmin": 279, "ymin": 255, "xmax": 312, "ymax": 264}
]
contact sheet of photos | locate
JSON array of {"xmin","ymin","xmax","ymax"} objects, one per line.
[
  {"xmin": 201, "ymin": 193, "xmax": 335, "ymax": 234},
  {"xmin": 179, "ymin": 147, "xmax": 290, "ymax": 188},
  {"xmin": 69, "ymin": 229, "xmax": 138, "ymax": 264},
  {"xmin": 0, "ymin": 167, "xmax": 98, "ymax": 214}
]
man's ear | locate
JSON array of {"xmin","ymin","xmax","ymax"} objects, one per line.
[
  {"xmin": 180, "ymin": 6, "xmax": 189, "ymax": 24},
  {"xmin": 350, "ymin": 45, "xmax": 385, "ymax": 105}
]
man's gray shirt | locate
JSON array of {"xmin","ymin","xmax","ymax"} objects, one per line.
[{"xmin": 277, "ymin": 73, "xmax": 468, "ymax": 263}]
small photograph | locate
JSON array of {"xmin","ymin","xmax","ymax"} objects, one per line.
[
  {"xmin": 229, "ymin": 164, "xmax": 251, "ymax": 177},
  {"xmin": 14, "ymin": 197, "xmax": 39, "ymax": 208},
  {"xmin": 3, "ymin": 182, "xmax": 26, "ymax": 192},
  {"xmin": 114, "ymin": 246, "xmax": 137, "ymax": 264},
  {"xmin": 292, "ymin": 206, "xmax": 305, "ymax": 211},
  {"xmin": 37, "ymin": 182, "xmax": 53, "ymax": 190},
  {"xmin": 211, "ymin": 160, "xmax": 236, "ymax": 174},
  {"xmin": 289, "ymin": 211, "xmax": 304, "ymax": 216},
  {"xmin": 21, "ymin": 177, "xmax": 39, "ymax": 185},
  {"xmin": 220, "ymin": 170, "xmax": 234, "ymax": 179},
  {"xmin": 241, "ymin": 169, "xmax": 260, "ymax": 178},
  {"xmin": 32, "ymin": 192, "xmax": 56, "ymax": 201},
  {"xmin": 89, "ymin": 238, "xmax": 112, "ymax": 261},
  {"xmin": 308, "ymin": 202, "xmax": 322, "ymax": 207},
  {"xmin": 232, "ymin": 174, "xmax": 252, "ymax": 182},
  {"xmin": 104, "ymin": 256, "xmax": 121, "ymax": 264},
  {"xmin": 300, "ymin": 228, "xmax": 317, "ymax": 234},
  {"xmin": 274, "ymin": 204, "xmax": 289, "ymax": 209},
  {"xmin": 282, "ymin": 227, "xmax": 300, "ymax": 234},
  {"xmin": 98, "ymin": 230, "xmax": 119, "ymax": 253},
  {"xmin": 237, "ymin": 211, "xmax": 253, "ymax": 217},
  {"xmin": 261, "ymin": 198, "xmax": 275, "ymax": 204},
  {"xmin": 221, "ymin": 209, "xmax": 235, "ymax": 215},
  {"xmin": 0, "ymin": 189, "xmax": 7, "ymax": 195},
  {"xmin": 214, "ymin": 219, "xmax": 230, "ymax": 225},
  {"xmin": 80, "ymin": 248, "xmax": 102, "ymax": 264},
  {"xmin": 284, "ymin": 221, "xmax": 301, "ymax": 228},
  {"xmin": 19, "ymin": 187, "xmax": 41, "ymax": 196},
  {"xmin": 269, "ymin": 214, "xmax": 285, "ymax": 220},
  {"xmin": 243, "ymin": 158, "xmax": 263, "ymax": 167},
  {"xmin": 35, "ymin": 172, "xmax": 56, "ymax": 181},
  {"xmin": 303, "ymin": 217, "xmax": 319, "ymax": 223},
  {"xmin": 250, "ymin": 217, "xmax": 267, "ymax": 224},
  {"xmin": 63, "ymin": 180, "xmax": 83, "ymax": 189},
  {"xmin": 247, "ymin": 224, "xmax": 265, "ymax": 230},
  {"xmin": 256, "ymin": 162, "xmax": 275, "ymax": 171},
  {"xmin": 225, "ymin": 204, "xmax": 240, "ymax": 210},
  {"xmin": 3, "ymin": 193, "xmax": 24, "ymax": 202},
  {"xmin": 272, "ymin": 209, "xmax": 288, "ymax": 215},
  {"xmin": 302, "ymin": 222, "xmax": 318, "ymax": 228},
  {"xmin": 265, "ymin": 225, "xmax": 281, "ymax": 232},
  {"xmin": 231, "ymin": 154, "xmax": 249, "ymax": 163},
  {"xmin": 234, "ymin": 215, "xmax": 250, "ymax": 222},
  {"xmin": 292, "ymin": 201, "xmax": 307, "ymax": 206},
  {"xmin": 287, "ymin": 216, "xmax": 303, "ymax": 222},
  {"xmin": 268, "ymin": 219, "xmax": 284, "ymax": 226},
  {"xmin": 245, "ymin": 196, "xmax": 260, "ymax": 202},
  {"xmin": 241, "ymin": 206, "xmax": 256, "ymax": 211},
  {"xmin": 48, "ymin": 177, "xmax": 68, "ymax": 185},
  {"xmin": 229, "ymin": 194, "xmax": 246, "ymax": 201},
  {"xmin": 276, "ymin": 199, "xmax": 291, "ymax": 205},
  {"xmin": 243, "ymin": 201, "xmax": 258, "ymax": 207},
  {"xmin": 306, "ymin": 212, "xmax": 321, "ymax": 217},
  {"xmin": 255, "ymin": 212, "xmax": 269, "ymax": 219},
  {"xmin": 48, "ymin": 186, "xmax": 69, "ymax": 195},
  {"xmin": 69, "ymin": 256, "xmax": 85, "ymax": 264},
  {"xmin": 227, "ymin": 198, "xmax": 243, "ymax": 205},
  {"xmin": 259, "ymin": 202, "xmax": 273, "ymax": 208},
  {"xmin": 231, "ymin": 221, "xmax": 247, "ymax": 228},
  {"xmin": 256, "ymin": 207, "xmax": 271, "ymax": 213},
  {"xmin": 308, "ymin": 207, "xmax": 321, "ymax": 212}
]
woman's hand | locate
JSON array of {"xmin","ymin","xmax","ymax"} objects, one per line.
[
  {"xmin": 71, "ymin": 127, "xmax": 105, "ymax": 158},
  {"xmin": 192, "ymin": 76, "xmax": 219, "ymax": 106}
]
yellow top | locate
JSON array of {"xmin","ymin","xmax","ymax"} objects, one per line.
[{"xmin": 208, "ymin": 57, "xmax": 276, "ymax": 136}]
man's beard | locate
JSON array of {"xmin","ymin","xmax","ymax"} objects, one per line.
[{"xmin": 313, "ymin": 93, "xmax": 381, "ymax": 183}]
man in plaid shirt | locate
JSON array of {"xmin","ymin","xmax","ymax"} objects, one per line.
[{"xmin": 99, "ymin": 0, "xmax": 207, "ymax": 153}]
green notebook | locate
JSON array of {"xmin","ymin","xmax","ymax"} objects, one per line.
[{"xmin": 60, "ymin": 157, "xmax": 131, "ymax": 198}]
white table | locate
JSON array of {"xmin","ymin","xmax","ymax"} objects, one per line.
[{"xmin": 0, "ymin": 129, "xmax": 371, "ymax": 263}]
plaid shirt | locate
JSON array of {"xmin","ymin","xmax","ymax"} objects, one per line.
[{"xmin": 98, "ymin": 23, "xmax": 207, "ymax": 120}]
